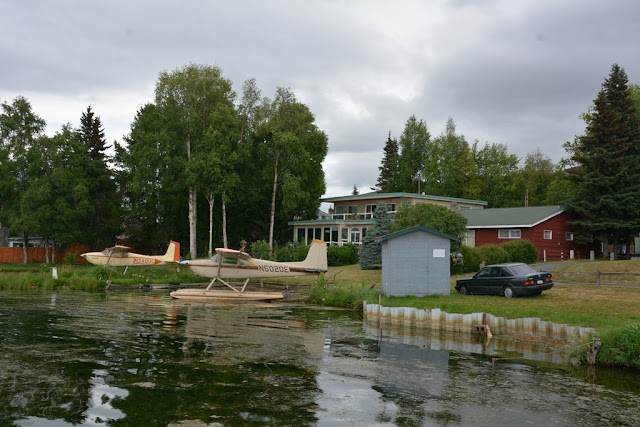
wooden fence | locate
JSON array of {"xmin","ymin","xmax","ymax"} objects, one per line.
[
  {"xmin": 554, "ymin": 268, "xmax": 640, "ymax": 286},
  {"xmin": 0, "ymin": 243, "xmax": 91, "ymax": 264}
]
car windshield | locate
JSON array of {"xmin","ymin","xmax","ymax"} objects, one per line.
[{"xmin": 509, "ymin": 264, "xmax": 538, "ymax": 276}]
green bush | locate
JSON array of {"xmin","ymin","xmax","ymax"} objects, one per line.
[
  {"xmin": 451, "ymin": 245, "xmax": 475, "ymax": 274},
  {"xmin": 250, "ymin": 240, "xmax": 273, "ymax": 260},
  {"xmin": 327, "ymin": 243, "xmax": 359, "ymax": 266},
  {"xmin": 64, "ymin": 252, "xmax": 76, "ymax": 265},
  {"xmin": 274, "ymin": 241, "xmax": 309, "ymax": 262},
  {"xmin": 473, "ymin": 244, "xmax": 510, "ymax": 268},
  {"xmin": 500, "ymin": 239, "xmax": 538, "ymax": 264}
]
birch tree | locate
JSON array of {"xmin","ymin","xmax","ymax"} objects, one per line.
[
  {"xmin": 255, "ymin": 88, "xmax": 328, "ymax": 249},
  {"xmin": 154, "ymin": 64, "xmax": 235, "ymax": 258}
]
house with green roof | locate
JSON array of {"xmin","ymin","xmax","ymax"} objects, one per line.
[
  {"xmin": 460, "ymin": 205, "xmax": 595, "ymax": 260},
  {"xmin": 288, "ymin": 192, "xmax": 486, "ymax": 246}
]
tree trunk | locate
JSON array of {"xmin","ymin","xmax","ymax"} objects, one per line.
[
  {"xmin": 52, "ymin": 238, "xmax": 57, "ymax": 264},
  {"xmin": 44, "ymin": 236, "xmax": 50, "ymax": 264},
  {"xmin": 222, "ymin": 192, "xmax": 228, "ymax": 249},
  {"xmin": 185, "ymin": 133, "xmax": 198, "ymax": 259},
  {"xmin": 22, "ymin": 230, "xmax": 28, "ymax": 264},
  {"xmin": 269, "ymin": 152, "xmax": 280, "ymax": 250},
  {"xmin": 207, "ymin": 194, "xmax": 214, "ymax": 257},
  {"xmin": 189, "ymin": 186, "xmax": 197, "ymax": 259}
]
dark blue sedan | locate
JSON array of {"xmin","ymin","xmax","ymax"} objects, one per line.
[{"xmin": 455, "ymin": 263, "xmax": 554, "ymax": 298}]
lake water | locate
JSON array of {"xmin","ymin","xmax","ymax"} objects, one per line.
[{"xmin": 1, "ymin": 290, "xmax": 639, "ymax": 426}]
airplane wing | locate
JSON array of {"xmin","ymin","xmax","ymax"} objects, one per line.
[
  {"xmin": 109, "ymin": 245, "xmax": 131, "ymax": 254},
  {"xmin": 215, "ymin": 248, "xmax": 251, "ymax": 260}
]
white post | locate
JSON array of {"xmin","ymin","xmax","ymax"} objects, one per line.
[{"xmin": 543, "ymin": 250, "xmax": 547, "ymax": 262}]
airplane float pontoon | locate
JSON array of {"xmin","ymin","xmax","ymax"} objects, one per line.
[
  {"xmin": 170, "ymin": 239, "xmax": 328, "ymax": 301},
  {"xmin": 81, "ymin": 241, "xmax": 180, "ymax": 275}
]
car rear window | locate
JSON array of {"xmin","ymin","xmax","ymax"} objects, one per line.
[{"xmin": 509, "ymin": 264, "xmax": 538, "ymax": 275}]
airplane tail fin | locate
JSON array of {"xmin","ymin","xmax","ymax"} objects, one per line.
[
  {"xmin": 297, "ymin": 239, "xmax": 328, "ymax": 272},
  {"xmin": 162, "ymin": 241, "xmax": 181, "ymax": 263}
]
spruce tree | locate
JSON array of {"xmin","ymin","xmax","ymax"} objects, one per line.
[
  {"xmin": 566, "ymin": 65, "xmax": 640, "ymax": 257},
  {"xmin": 376, "ymin": 132, "xmax": 399, "ymax": 192},
  {"xmin": 359, "ymin": 203, "xmax": 392, "ymax": 270},
  {"xmin": 76, "ymin": 106, "xmax": 119, "ymax": 248}
]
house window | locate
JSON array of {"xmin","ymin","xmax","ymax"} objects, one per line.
[
  {"xmin": 348, "ymin": 205, "xmax": 358, "ymax": 214},
  {"xmin": 296, "ymin": 228, "xmax": 305, "ymax": 243},
  {"xmin": 386, "ymin": 203, "xmax": 396, "ymax": 212},
  {"xmin": 323, "ymin": 227, "xmax": 331, "ymax": 243},
  {"xmin": 498, "ymin": 229, "xmax": 521, "ymax": 239},
  {"xmin": 331, "ymin": 227, "xmax": 339, "ymax": 244},
  {"xmin": 350, "ymin": 227, "xmax": 361, "ymax": 243},
  {"xmin": 565, "ymin": 232, "xmax": 574, "ymax": 241},
  {"xmin": 341, "ymin": 227, "xmax": 348, "ymax": 243},
  {"xmin": 544, "ymin": 230, "xmax": 552, "ymax": 240},
  {"xmin": 335, "ymin": 205, "xmax": 344, "ymax": 214},
  {"xmin": 362, "ymin": 227, "xmax": 369, "ymax": 239},
  {"xmin": 365, "ymin": 204, "xmax": 375, "ymax": 218}
]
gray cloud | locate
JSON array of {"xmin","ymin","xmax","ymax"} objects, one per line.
[{"xmin": 2, "ymin": 0, "xmax": 639, "ymax": 198}]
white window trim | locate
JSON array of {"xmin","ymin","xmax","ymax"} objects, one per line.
[
  {"xmin": 544, "ymin": 230, "xmax": 552, "ymax": 240},
  {"xmin": 565, "ymin": 232, "xmax": 574, "ymax": 241}
]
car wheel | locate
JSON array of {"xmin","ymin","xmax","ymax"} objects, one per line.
[
  {"xmin": 503, "ymin": 286, "xmax": 516, "ymax": 298},
  {"xmin": 458, "ymin": 285, "xmax": 468, "ymax": 295}
]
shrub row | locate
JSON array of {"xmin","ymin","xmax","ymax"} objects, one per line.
[
  {"xmin": 250, "ymin": 240, "xmax": 359, "ymax": 267},
  {"xmin": 452, "ymin": 240, "xmax": 539, "ymax": 274}
]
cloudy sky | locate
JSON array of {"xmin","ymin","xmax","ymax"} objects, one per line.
[{"xmin": 2, "ymin": 0, "xmax": 639, "ymax": 198}]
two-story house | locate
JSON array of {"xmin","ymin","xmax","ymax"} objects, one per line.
[{"xmin": 288, "ymin": 192, "xmax": 487, "ymax": 246}]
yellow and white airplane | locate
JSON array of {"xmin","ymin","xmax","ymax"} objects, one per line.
[
  {"xmin": 81, "ymin": 241, "xmax": 180, "ymax": 274},
  {"xmin": 171, "ymin": 239, "xmax": 328, "ymax": 300}
]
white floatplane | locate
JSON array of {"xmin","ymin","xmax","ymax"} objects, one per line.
[
  {"xmin": 170, "ymin": 239, "xmax": 328, "ymax": 301},
  {"xmin": 81, "ymin": 241, "xmax": 180, "ymax": 274}
]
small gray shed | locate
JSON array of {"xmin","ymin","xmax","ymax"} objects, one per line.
[{"xmin": 381, "ymin": 226, "xmax": 459, "ymax": 297}]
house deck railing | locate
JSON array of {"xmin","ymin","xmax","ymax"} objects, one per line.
[{"xmin": 330, "ymin": 211, "xmax": 397, "ymax": 220}]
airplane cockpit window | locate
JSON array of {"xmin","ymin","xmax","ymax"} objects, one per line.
[
  {"xmin": 101, "ymin": 249, "xmax": 109, "ymax": 255},
  {"xmin": 211, "ymin": 253, "xmax": 249, "ymax": 266}
]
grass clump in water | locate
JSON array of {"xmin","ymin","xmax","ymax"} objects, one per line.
[
  {"xmin": 593, "ymin": 322, "xmax": 640, "ymax": 369},
  {"xmin": 307, "ymin": 276, "xmax": 380, "ymax": 308}
]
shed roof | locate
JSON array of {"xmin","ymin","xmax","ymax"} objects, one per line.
[
  {"xmin": 381, "ymin": 225, "xmax": 460, "ymax": 242},
  {"xmin": 460, "ymin": 205, "xmax": 565, "ymax": 228}
]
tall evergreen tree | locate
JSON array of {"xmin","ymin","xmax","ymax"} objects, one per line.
[
  {"xmin": 76, "ymin": 106, "xmax": 118, "ymax": 248},
  {"xmin": 397, "ymin": 115, "xmax": 430, "ymax": 193},
  {"xmin": 566, "ymin": 64, "xmax": 640, "ymax": 258},
  {"xmin": 376, "ymin": 132, "xmax": 399, "ymax": 192}
]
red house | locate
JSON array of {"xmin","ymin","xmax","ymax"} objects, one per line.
[{"xmin": 460, "ymin": 205, "xmax": 595, "ymax": 261}]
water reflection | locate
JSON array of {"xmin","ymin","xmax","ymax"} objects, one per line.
[
  {"xmin": 1, "ymin": 291, "xmax": 639, "ymax": 426},
  {"xmin": 83, "ymin": 369, "xmax": 128, "ymax": 425},
  {"xmin": 363, "ymin": 320, "xmax": 570, "ymax": 364}
]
